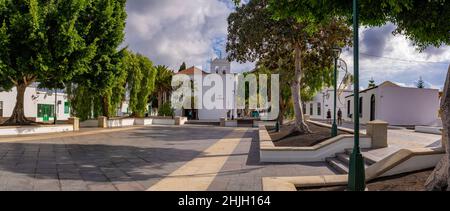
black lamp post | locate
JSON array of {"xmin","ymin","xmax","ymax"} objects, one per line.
[
  {"xmin": 331, "ymin": 46, "xmax": 342, "ymax": 137},
  {"xmin": 348, "ymin": 0, "xmax": 366, "ymax": 191}
]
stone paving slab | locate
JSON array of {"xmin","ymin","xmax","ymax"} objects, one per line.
[
  {"xmin": 147, "ymin": 128, "xmax": 249, "ymax": 191},
  {"xmin": 0, "ymin": 125, "xmax": 337, "ymax": 191},
  {"xmin": 208, "ymin": 130, "xmax": 336, "ymax": 191},
  {"xmin": 0, "ymin": 125, "xmax": 233, "ymax": 191}
]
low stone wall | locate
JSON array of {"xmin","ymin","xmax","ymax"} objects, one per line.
[
  {"xmin": 308, "ymin": 120, "xmax": 357, "ymax": 134},
  {"xmin": 107, "ymin": 118, "xmax": 136, "ymax": 128},
  {"xmin": 135, "ymin": 118, "xmax": 153, "ymax": 126},
  {"xmin": 366, "ymin": 148, "xmax": 445, "ymax": 179},
  {"xmin": 220, "ymin": 118, "xmax": 273, "ymax": 128},
  {"xmin": 0, "ymin": 124, "xmax": 74, "ymax": 136},
  {"xmin": 254, "ymin": 121, "xmax": 276, "ymax": 128},
  {"xmin": 152, "ymin": 118, "xmax": 175, "ymax": 125},
  {"xmin": 259, "ymin": 124, "xmax": 372, "ymax": 163},
  {"xmin": 80, "ymin": 120, "xmax": 98, "ymax": 128},
  {"xmin": 99, "ymin": 116, "xmax": 187, "ymax": 128},
  {"xmin": 262, "ymin": 147, "xmax": 445, "ymax": 191},
  {"xmin": 415, "ymin": 126, "xmax": 442, "ymax": 135}
]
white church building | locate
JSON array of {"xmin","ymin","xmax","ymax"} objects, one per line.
[{"xmin": 174, "ymin": 58, "xmax": 238, "ymax": 121}]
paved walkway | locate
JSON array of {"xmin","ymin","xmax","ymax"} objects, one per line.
[
  {"xmin": 314, "ymin": 119, "xmax": 442, "ymax": 161},
  {"xmin": 0, "ymin": 125, "xmax": 335, "ymax": 191}
]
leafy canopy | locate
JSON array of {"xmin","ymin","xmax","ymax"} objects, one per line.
[
  {"xmin": 267, "ymin": 0, "xmax": 450, "ymax": 49},
  {"xmin": 0, "ymin": 0, "xmax": 95, "ymax": 90},
  {"xmin": 227, "ymin": 0, "xmax": 352, "ymax": 101}
]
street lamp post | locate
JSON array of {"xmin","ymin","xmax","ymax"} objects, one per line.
[
  {"xmin": 331, "ymin": 46, "xmax": 342, "ymax": 137},
  {"xmin": 348, "ymin": 0, "xmax": 366, "ymax": 191}
]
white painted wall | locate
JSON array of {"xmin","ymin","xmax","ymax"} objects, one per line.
[
  {"xmin": 0, "ymin": 125, "xmax": 73, "ymax": 136},
  {"xmin": 381, "ymin": 154, "xmax": 444, "ymax": 177},
  {"xmin": 0, "ymin": 86, "xmax": 71, "ymax": 122},
  {"xmin": 346, "ymin": 83, "xmax": 440, "ymax": 126},
  {"xmin": 0, "ymin": 86, "xmax": 37, "ymax": 119},
  {"xmin": 260, "ymin": 137, "xmax": 372, "ymax": 163},
  {"xmin": 175, "ymin": 71, "xmax": 238, "ymax": 121},
  {"xmin": 377, "ymin": 86, "xmax": 439, "ymax": 126},
  {"xmin": 305, "ymin": 89, "xmax": 353, "ymax": 120}
]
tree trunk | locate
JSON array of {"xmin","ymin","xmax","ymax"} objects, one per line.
[
  {"xmin": 425, "ymin": 65, "xmax": 450, "ymax": 191},
  {"xmin": 291, "ymin": 45, "xmax": 311, "ymax": 134},
  {"xmin": 157, "ymin": 91, "xmax": 163, "ymax": 109},
  {"xmin": 278, "ymin": 95, "xmax": 286, "ymax": 125},
  {"xmin": 3, "ymin": 83, "xmax": 33, "ymax": 126},
  {"xmin": 102, "ymin": 95, "xmax": 110, "ymax": 118}
]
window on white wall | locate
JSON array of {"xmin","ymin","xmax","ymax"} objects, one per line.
[
  {"xmin": 310, "ymin": 103, "xmax": 313, "ymax": 115},
  {"xmin": 317, "ymin": 103, "xmax": 321, "ymax": 116},
  {"xmin": 359, "ymin": 97, "xmax": 363, "ymax": 117},
  {"xmin": 347, "ymin": 100, "xmax": 351, "ymax": 117}
]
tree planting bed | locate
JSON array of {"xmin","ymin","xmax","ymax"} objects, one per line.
[{"xmin": 269, "ymin": 122, "xmax": 350, "ymax": 147}]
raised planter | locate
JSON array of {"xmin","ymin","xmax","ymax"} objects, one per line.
[
  {"xmin": 259, "ymin": 124, "xmax": 372, "ymax": 163},
  {"xmin": 254, "ymin": 121, "xmax": 276, "ymax": 128},
  {"xmin": 99, "ymin": 116, "xmax": 187, "ymax": 128},
  {"xmin": 107, "ymin": 118, "xmax": 136, "ymax": 128},
  {"xmin": 262, "ymin": 147, "xmax": 445, "ymax": 191},
  {"xmin": 80, "ymin": 120, "xmax": 98, "ymax": 128},
  {"xmin": 415, "ymin": 126, "xmax": 443, "ymax": 135},
  {"xmin": 135, "ymin": 118, "xmax": 153, "ymax": 126},
  {"xmin": 152, "ymin": 118, "xmax": 176, "ymax": 125},
  {"xmin": 0, "ymin": 124, "xmax": 74, "ymax": 136}
]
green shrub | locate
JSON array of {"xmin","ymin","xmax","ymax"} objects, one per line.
[{"xmin": 158, "ymin": 102, "xmax": 174, "ymax": 117}]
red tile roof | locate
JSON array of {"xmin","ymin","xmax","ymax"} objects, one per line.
[{"xmin": 177, "ymin": 66, "xmax": 208, "ymax": 75}]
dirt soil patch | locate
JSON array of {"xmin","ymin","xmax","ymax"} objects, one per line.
[
  {"xmin": 269, "ymin": 122, "xmax": 349, "ymax": 147},
  {"xmin": 299, "ymin": 170, "xmax": 433, "ymax": 191}
]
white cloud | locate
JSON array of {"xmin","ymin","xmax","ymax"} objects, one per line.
[
  {"xmin": 125, "ymin": 0, "xmax": 233, "ymax": 71},
  {"xmin": 125, "ymin": 1, "xmax": 449, "ymax": 88},
  {"xmin": 341, "ymin": 24, "xmax": 449, "ymax": 90}
]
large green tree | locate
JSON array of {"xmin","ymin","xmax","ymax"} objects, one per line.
[
  {"xmin": 127, "ymin": 53, "xmax": 157, "ymax": 118},
  {"xmin": 268, "ymin": 0, "xmax": 449, "ymax": 49},
  {"xmin": 0, "ymin": 0, "xmax": 95, "ymax": 125},
  {"xmin": 264, "ymin": 0, "xmax": 450, "ymax": 191},
  {"xmin": 227, "ymin": 0, "xmax": 352, "ymax": 133},
  {"xmin": 70, "ymin": 0, "xmax": 128, "ymax": 119}
]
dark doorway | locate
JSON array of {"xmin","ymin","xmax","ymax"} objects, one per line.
[
  {"xmin": 183, "ymin": 109, "xmax": 198, "ymax": 120},
  {"xmin": 370, "ymin": 95, "xmax": 376, "ymax": 121}
]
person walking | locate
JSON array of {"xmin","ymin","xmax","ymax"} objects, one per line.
[
  {"xmin": 327, "ymin": 109, "xmax": 332, "ymax": 124},
  {"xmin": 338, "ymin": 109, "xmax": 343, "ymax": 126}
]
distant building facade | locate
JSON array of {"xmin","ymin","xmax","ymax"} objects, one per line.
[
  {"xmin": 344, "ymin": 81, "xmax": 440, "ymax": 126},
  {"xmin": 304, "ymin": 88, "xmax": 353, "ymax": 120},
  {"xmin": 0, "ymin": 84, "xmax": 71, "ymax": 123},
  {"xmin": 174, "ymin": 58, "xmax": 238, "ymax": 121}
]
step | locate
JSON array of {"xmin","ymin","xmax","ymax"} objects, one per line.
[
  {"xmin": 326, "ymin": 157, "xmax": 349, "ymax": 174},
  {"xmin": 336, "ymin": 153, "xmax": 350, "ymax": 165},
  {"xmin": 344, "ymin": 149, "xmax": 377, "ymax": 166}
]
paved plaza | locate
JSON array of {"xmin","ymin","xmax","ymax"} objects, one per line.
[{"xmin": 0, "ymin": 125, "xmax": 335, "ymax": 191}]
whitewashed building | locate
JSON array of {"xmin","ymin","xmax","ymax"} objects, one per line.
[
  {"xmin": 174, "ymin": 58, "xmax": 238, "ymax": 121},
  {"xmin": 0, "ymin": 84, "xmax": 71, "ymax": 123},
  {"xmin": 344, "ymin": 81, "xmax": 440, "ymax": 126},
  {"xmin": 304, "ymin": 88, "xmax": 353, "ymax": 120}
]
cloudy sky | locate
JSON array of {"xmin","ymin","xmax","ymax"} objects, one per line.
[{"xmin": 124, "ymin": 0, "xmax": 450, "ymax": 90}]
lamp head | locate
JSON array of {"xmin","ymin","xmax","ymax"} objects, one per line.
[{"xmin": 332, "ymin": 45, "xmax": 342, "ymax": 59}]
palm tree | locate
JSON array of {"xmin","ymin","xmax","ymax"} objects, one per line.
[{"xmin": 153, "ymin": 65, "xmax": 174, "ymax": 109}]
